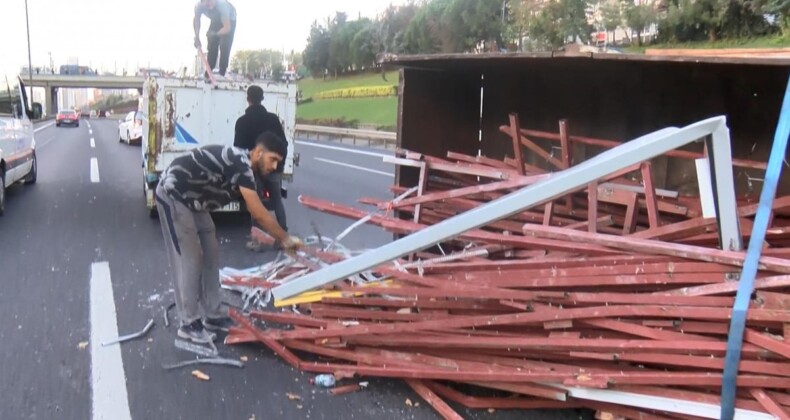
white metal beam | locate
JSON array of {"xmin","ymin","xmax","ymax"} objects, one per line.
[
  {"xmin": 272, "ymin": 117, "xmax": 736, "ymax": 300},
  {"xmin": 709, "ymin": 123, "xmax": 743, "ymax": 251},
  {"xmin": 558, "ymin": 385, "xmax": 774, "ymax": 420}
]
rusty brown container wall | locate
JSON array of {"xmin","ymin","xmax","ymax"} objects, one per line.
[
  {"xmin": 391, "ymin": 53, "xmax": 790, "ymax": 195},
  {"xmin": 396, "ymin": 67, "xmax": 483, "ymax": 187}
]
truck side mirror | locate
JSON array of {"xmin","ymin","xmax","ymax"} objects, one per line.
[{"xmin": 32, "ymin": 103, "xmax": 42, "ymax": 119}]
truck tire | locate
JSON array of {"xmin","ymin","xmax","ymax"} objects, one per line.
[
  {"xmin": 144, "ymin": 179, "xmax": 159, "ymax": 219},
  {"xmin": 24, "ymin": 153, "xmax": 37, "ymax": 184},
  {"xmin": 0, "ymin": 171, "xmax": 6, "ymax": 216}
]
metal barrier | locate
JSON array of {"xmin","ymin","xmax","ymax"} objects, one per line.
[{"xmin": 295, "ymin": 124, "xmax": 397, "ymax": 149}]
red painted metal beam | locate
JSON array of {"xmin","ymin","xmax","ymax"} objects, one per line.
[
  {"xmin": 573, "ymin": 351, "xmax": 790, "ymax": 377},
  {"xmin": 522, "ymin": 224, "xmax": 790, "ymax": 273},
  {"xmin": 750, "ymin": 388, "xmax": 790, "ymax": 420},
  {"xmin": 269, "ymin": 303, "xmax": 790, "ymax": 342},
  {"xmin": 499, "ymin": 124, "xmax": 768, "ymax": 170},
  {"xmin": 405, "ymin": 379, "xmax": 464, "ymax": 420}
]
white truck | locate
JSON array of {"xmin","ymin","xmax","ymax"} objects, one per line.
[
  {"xmin": 0, "ymin": 70, "xmax": 38, "ymax": 216},
  {"xmin": 141, "ymin": 77, "xmax": 297, "ymax": 217}
]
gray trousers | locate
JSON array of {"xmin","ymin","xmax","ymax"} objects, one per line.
[{"xmin": 155, "ymin": 184, "xmax": 224, "ymax": 326}]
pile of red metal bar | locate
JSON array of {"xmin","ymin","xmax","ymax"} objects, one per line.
[{"xmin": 227, "ymin": 115, "xmax": 790, "ymax": 420}]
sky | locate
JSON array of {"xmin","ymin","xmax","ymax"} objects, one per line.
[{"xmin": 1, "ymin": 0, "xmax": 405, "ymax": 74}]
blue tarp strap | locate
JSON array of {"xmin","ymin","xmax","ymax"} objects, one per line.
[{"xmin": 720, "ymin": 74, "xmax": 790, "ymax": 420}]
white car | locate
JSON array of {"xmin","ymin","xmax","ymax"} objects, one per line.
[
  {"xmin": 0, "ymin": 71, "xmax": 37, "ymax": 216},
  {"xmin": 119, "ymin": 111, "xmax": 144, "ymax": 144}
]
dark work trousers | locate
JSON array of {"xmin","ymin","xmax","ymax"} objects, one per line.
[
  {"xmin": 254, "ymin": 172, "xmax": 287, "ymax": 232},
  {"xmin": 206, "ymin": 19, "xmax": 236, "ymax": 76},
  {"xmin": 155, "ymin": 184, "xmax": 224, "ymax": 326}
]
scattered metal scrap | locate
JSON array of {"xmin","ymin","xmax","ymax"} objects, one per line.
[
  {"xmin": 173, "ymin": 338, "xmax": 219, "ymax": 358},
  {"xmin": 218, "ymin": 114, "xmax": 790, "ymax": 420},
  {"xmin": 102, "ymin": 319, "xmax": 155, "ymax": 347},
  {"xmin": 163, "ymin": 357, "xmax": 244, "ymax": 370},
  {"xmin": 163, "ymin": 302, "xmax": 175, "ymax": 328}
]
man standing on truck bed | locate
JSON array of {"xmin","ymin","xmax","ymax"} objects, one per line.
[
  {"xmin": 156, "ymin": 133, "xmax": 301, "ymax": 343},
  {"xmin": 234, "ymin": 85, "xmax": 289, "ymax": 251},
  {"xmin": 193, "ymin": 0, "xmax": 236, "ymax": 76}
]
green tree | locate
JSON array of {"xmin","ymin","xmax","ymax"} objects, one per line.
[
  {"xmin": 560, "ymin": 0, "xmax": 593, "ymax": 43},
  {"xmin": 304, "ymin": 21, "xmax": 330, "ymax": 77},
  {"xmin": 350, "ymin": 22, "xmax": 379, "ymax": 69},
  {"xmin": 271, "ymin": 62, "xmax": 285, "ymax": 81},
  {"xmin": 508, "ymin": 0, "xmax": 546, "ymax": 50},
  {"xmin": 601, "ymin": 1, "xmax": 623, "ymax": 43},
  {"xmin": 328, "ymin": 17, "xmax": 369, "ymax": 75},
  {"xmin": 657, "ymin": 0, "xmax": 708, "ymax": 42},
  {"xmin": 231, "ymin": 49, "xmax": 283, "ymax": 78},
  {"xmin": 767, "ymin": 0, "xmax": 790, "ymax": 36},
  {"xmin": 442, "ymin": 0, "xmax": 506, "ymax": 51},
  {"xmin": 404, "ymin": 0, "xmax": 505, "ymax": 53},
  {"xmin": 717, "ymin": 0, "xmax": 771, "ymax": 38},
  {"xmin": 377, "ymin": 2, "xmax": 421, "ymax": 54},
  {"xmin": 529, "ymin": 1, "xmax": 566, "ymax": 48},
  {"xmin": 528, "ymin": 0, "xmax": 593, "ymax": 49},
  {"xmin": 404, "ymin": 0, "xmax": 450, "ymax": 53},
  {"xmin": 623, "ymin": 1, "xmax": 657, "ymax": 45}
]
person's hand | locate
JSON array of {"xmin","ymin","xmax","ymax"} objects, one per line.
[
  {"xmin": 194, "ymin": 36, "xmax": 202, "ymax": 49},
  {"xmin": 281, "ymin": 236, "xmax": 303, "ymax": 253}
]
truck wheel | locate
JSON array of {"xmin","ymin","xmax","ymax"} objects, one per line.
[
  {"xmin": 144, "ymin": 179, "xmax": 159, "ymax": 219},
  {"xmin": 0, "ymin": 171, "xmax": 6, "ymax": 216},
  {"xmin": 24, "ymin": 153, "xmax": 37, "ymax": 184}
]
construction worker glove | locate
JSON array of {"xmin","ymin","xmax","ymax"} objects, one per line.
[
  {"xmin": 281, "ymin": 236, "xmax": 304, "ymax": 253},
  {"xmin": 194, "ymin": 37, "xmax": 202, "ymax": 49}
]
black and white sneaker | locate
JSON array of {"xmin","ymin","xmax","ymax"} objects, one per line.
[
  {"xmin": 203, "ymin": 316, "xmax": 235, "ymax": 332},
  {"xmin": 177, "ymin": 320, "xmax": 216, "ymax": 343}
]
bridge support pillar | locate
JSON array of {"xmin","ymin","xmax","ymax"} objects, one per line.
[{"xmin": 45, "ymin": 85, "xmax": 58, "ymax": 116}]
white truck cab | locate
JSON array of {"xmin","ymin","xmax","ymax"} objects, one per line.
[
  {"xmin": 141, "ymin": 77, "xmax": 297, "ymax": 217},
  {"xmin": 0, "ymin": 69, "xmax": 38, "ymax": 216}
]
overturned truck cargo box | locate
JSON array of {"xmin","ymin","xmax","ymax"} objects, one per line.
[{"xmin": 232, "ymin": 53, "xmax": 790, "ymax": 420}]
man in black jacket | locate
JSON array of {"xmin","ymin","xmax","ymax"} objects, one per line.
[{"xmin": 234, "ymin": 85, "xmax": 288, "ymax": 249}]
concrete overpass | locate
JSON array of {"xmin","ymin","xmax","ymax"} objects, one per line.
[{"xmin": 27, "ymin": 75, "xmax": 145, "ymax": 115}]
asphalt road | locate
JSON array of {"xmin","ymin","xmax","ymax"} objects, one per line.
[{"xmin": 0, "ymin": 119, "xmax": 588, "ymax": 420}]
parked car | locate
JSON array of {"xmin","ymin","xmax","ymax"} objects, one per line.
[
  {"xmin": 56, "ymin": 109, "xmax": 79, "ymax": 127},
  {"xmin": 118, "ymin": 111, "xmax": 144, "ymax": 144},
  {"xmin": 98, "ymin": 110, "xmax": 107, "ymax": 118},
  {"xmin": 0, "ymin": 70, "xmax": 38, "ymax": 216}
]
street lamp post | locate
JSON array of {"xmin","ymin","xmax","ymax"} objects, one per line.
[{"xmin": 24, "ymin": 0, "xmax": 34, "ymax": 87}]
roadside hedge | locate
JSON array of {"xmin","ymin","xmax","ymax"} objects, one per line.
[{"xmin": 315, "ymin": 85, "xmax": 396, "ymax": 100}]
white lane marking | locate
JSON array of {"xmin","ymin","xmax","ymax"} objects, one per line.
[
  {"xmin": 90, "ymin": 158, "xmax": 100, "ymax": 183},
  {"xmin": 89, "ymin": 129, "xmax": 93, "ymax": 135},
  {"xmin": 296, "ymin": 140, "xmax": 391, "ymax": 159},
  {"xmin": 314, "ymin": 157, "xmax": 394, "ymax": 177},
  {"xmin": 90, "ymin": 262, "xmax": 132, "ymax": 420},
  {"xmin": 90, "ymin": 138, "xmax": 96, "ymax": 148},
  {"xmin": 34, "ymin": 122, "xmax": 55, "ymax": 132}
]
